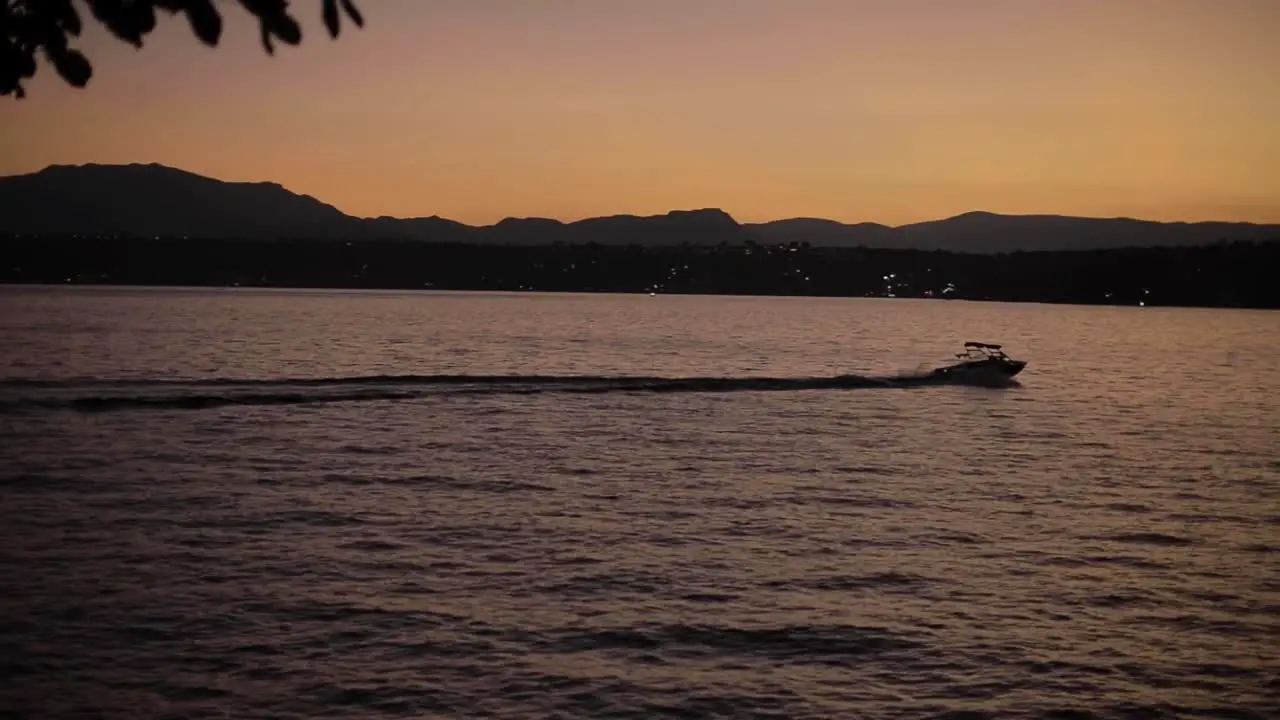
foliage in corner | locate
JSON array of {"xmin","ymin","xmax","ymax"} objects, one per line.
[{"xmin": 1, "ymin": 0, "xmax": 364, "ymax": 99}]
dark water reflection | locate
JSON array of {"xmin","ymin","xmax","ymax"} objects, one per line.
[{"xmin": 0, "ymin": 287, "xmax": 1276, "ymax": 718}]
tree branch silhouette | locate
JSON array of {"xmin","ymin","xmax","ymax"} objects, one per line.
[{"xmin": 1, "ymin": 0, "xmax": 364, "ymax": 99}]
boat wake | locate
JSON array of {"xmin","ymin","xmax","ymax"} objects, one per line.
[{"xmin": 0, "ymin": 370, "xmax": 1018, "ymax": 413}]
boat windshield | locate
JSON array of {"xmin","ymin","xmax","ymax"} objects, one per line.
[{"xmin": 956, "ymin": 344, "xmax": 1009, "ymax": 361}]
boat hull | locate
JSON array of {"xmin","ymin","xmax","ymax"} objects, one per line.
[{"xmin": 931, "ymin": 358, "xmax": 1026, "ymax": 383}]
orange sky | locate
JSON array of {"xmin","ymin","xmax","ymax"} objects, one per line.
[{"xmin": 1, "ymin": 0, "xmax": 1277, "ymax": 225}]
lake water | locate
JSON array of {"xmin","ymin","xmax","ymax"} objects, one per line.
[{"xmin": 0, "ymin": 285, "xmax": 1276, "ymax": 719}]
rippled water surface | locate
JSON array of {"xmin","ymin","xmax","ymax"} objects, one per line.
[{"xmin": 1, "ymin": 285, "xmax": 1277, "ymax": 719}]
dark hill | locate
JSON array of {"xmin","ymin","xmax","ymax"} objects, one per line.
[
  {"xmin": 896, "ymin": 211, "xmax": 1278, "ymax": 252},
  {"xmin": 1, "ymin": 163, "xmax": 1276, "ymax": 252},
  {"xmin": 0, "ymin": 164, "xmax": 750, "ymax": 246},
  {"xmin": 0, "ymin": 163, "xmax": 363, "ymax": 239},
  {"xmin": 747, "ymin": 211, "xmax": 1278, "ymax": 252},
  {"xmin": 746, "ymin": 217, "xmax": 898, "ymax": 247}
]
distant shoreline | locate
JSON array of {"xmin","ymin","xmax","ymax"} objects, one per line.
[
  {"xmin": 2, "ymin": 236, "xmax": 1275, "ymax": 310},
  {"xmin": 6, "ymin": 282, "xmax": 1276, "ymax": 315}
]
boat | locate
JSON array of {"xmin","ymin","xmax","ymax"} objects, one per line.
[{"xmin": 930, "ymin": 341, "xmax": 1026, "ymax": 383}]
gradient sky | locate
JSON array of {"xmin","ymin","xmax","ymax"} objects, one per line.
[{"xmin": 2, "ymin": 0, "xmax": 1277, "ymax": 225}]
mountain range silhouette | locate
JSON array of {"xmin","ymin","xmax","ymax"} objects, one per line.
[{"xmin": 2, "ymin": 163, "xmax": 1275, "ymax": 253}]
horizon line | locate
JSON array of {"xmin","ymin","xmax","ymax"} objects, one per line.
[{"xmin": 11, "ymin": 161, "xmax": 1280, "ymax": 230}]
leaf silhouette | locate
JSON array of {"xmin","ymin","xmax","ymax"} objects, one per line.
[
  {"xmin": 49, "ymin": 47, "xmax": 92, "ymax": 87},
  {"xmin": 1, "ymin": 0, "xmax": 365, "ymax": 99},
  {"xmin": 340, "ymin": 0, "xmax": 364, "ymax": 27},
  {"xmin": 269, "ymin": 15, "xmax": 302, "ymax": 46},
  {"xmin": 323, "ymin": 0, "xmax": 341, "ymax": 38},
  {"xmin": 0, "ymin": 67, "xmax": 21, "ymax": 96},
  {"xmin": 88, "ymin": 0, "xmax": 145, "ymax": 47},
  {"xmin": 259, "ymin": 24, "xmax": 275, "ymax": 55},
  {"xmin": 183, "ymin": 0, "xmax": 223, "ymax": 46},
  {"xmin": 51, "ymin": 0, "xmax": 83, "ymax": 36},
  {"xmin": 133, "ymin": 3, "xmax": 157, "ymax": 39},
  {"xmin": 8, "ymin": 49, "xmax": 37, "ymax": 80}
]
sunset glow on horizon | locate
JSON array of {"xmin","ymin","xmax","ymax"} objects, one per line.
[{"xmin": 1, "ymin": 0, "xmax": 1277, "ymax": 226}]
